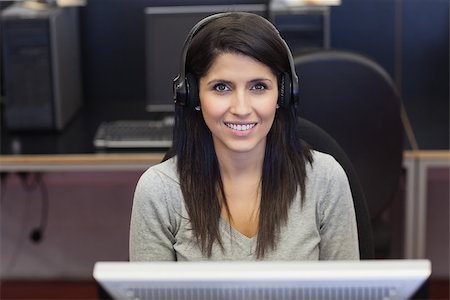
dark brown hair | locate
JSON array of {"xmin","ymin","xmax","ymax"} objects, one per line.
[{"xmin": 173, "ymin": 12, "xmax": 313, "ymax": 258}]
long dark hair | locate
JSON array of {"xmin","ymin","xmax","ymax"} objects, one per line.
[{"xmin": 172, "ymin": 12, "xmax": 313, "ymax": 258}]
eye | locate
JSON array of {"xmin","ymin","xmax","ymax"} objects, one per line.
[
  {"xmin": 212, "ymin": 83, "xmax": 230, "ymax": 92},
  {"xmin": 251, "ymin": 82, "xmax": 268, "ymax": 91}
]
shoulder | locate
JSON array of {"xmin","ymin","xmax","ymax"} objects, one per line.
[
  {"xmin": 138, "ymin": 157, "xmax": 179, "ymax": 188},
  {"xmin": 134, "ymin": 157, "xmax": 181, "ymax": 208},
  {"xmin": 305, "ymin": 150, "xmax": 350, "ymax": 199},
  {"xmin": 308, "ymin": 150, "xmax": 347, "ymax": 179}
]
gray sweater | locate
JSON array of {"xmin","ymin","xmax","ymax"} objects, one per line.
[{"xmin": 129, "ymin": 151, "xmax": 359, "ymax": 261}]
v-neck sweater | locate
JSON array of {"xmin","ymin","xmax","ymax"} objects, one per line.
[{"xmin": 129, "ymin": 151, "xmax": 359, "ymax": 261}]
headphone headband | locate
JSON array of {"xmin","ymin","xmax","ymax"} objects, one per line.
[{"xmin": 173, "ymin": 12, "xmax": 299, "ymax": 109}]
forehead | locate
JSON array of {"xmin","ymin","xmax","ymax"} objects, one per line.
[{"xmin": 203, "ymin": 52, "xmax": 277, "ymax": 80}]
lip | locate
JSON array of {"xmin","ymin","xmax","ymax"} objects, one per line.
[{"xmin": 224, "ymin": 122, "xmax": 257, "ymax": 136}]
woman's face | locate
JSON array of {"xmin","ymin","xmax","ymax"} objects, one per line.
[{"xmin": 199, "ymin": 52, "xmax": 279, "ymax": 157}]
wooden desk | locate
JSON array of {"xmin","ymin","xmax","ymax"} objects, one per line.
[
  {"xmin": 0, "ymin": 153, "xmax": 165, "ymax": 172},
  {"xmin": 1, "ymin": 149, "xmax": 447, "ymax": 171}
]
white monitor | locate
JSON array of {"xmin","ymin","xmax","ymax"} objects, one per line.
[
  {"xmin": 144, "ymin": 4, "xmax": 267, "ymax": 112},
  {"xmin": 93, "ymin": 259, "xmax": 431, "ymax": 300}
]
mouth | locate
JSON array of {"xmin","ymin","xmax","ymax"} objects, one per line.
[{"xmin": 224, "ymin": 122, "xmax": 257, "ymax": 131}]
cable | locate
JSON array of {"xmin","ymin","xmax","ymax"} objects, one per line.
[
  {"xmin": 17, "ymin": 172, "xmax": 49, "ymax": 243},
  {"xmin": 3, "ymin": 173, "xmax": 33, "ymax": 273},
  {"xmin": 17, "ymin": 171, "xmax": 40, "ymax": 191},
  {"xmin": 3, "ymin": 172, "xmax": 50, "ymax": 274},
  {"xmin": 30, "ymin": 173, "xmax": 49, "ymax": 243},
  {"xmin": 0, "ymin": 172, "xmax": 8, "ymax": 203}
]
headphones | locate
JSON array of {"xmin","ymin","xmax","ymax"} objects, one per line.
[{"xmin": 173, "ymin": 12, "xmax": 299, "ymax": 109}]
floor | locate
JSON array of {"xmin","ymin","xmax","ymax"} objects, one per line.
[{"xmin": 0, "ymin": 280, "xmax": 449, "ymax": 300}]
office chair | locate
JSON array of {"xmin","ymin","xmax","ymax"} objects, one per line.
[
  {"xmin": 294, "ymin": 50, "xmax": 403, "ymax": 257},
  {"xmin": 162, "ymin": 116, "xmax": 375, "ymax": 259},
  {"xmin": 298, "ymin": 117, "xmax": 374, "ymax": 259}
]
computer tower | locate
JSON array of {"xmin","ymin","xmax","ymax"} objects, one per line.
[{"xmin": 1, "ymin": 3, "xmax": 82, "ymax": 131}]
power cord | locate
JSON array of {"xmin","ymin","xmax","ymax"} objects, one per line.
[
  {"xmin": 17, "ymin": 172, "xmax": 49, "ymax": 243},
  {"xmin": 2, "ymin": 172, "xmax": 50, "ymax": 274}
]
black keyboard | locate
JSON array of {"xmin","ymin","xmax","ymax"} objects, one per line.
[{"xmin": 93, "ymin": 117, "xmax": 174, "ymax": 149}]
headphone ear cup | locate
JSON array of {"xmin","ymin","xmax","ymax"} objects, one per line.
[
  {"xmin": 186, "ymin": 73, "xmax": 199, "ymax": 109},
  {"xmin": 278, "ymin": 72, "xmax": 292, "ymax": 108},
  {"xmin": 173, "ymin": 74, "xmax": 189, "ymax": 106}
]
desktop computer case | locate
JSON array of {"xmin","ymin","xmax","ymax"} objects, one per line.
[{"xmin": 1, "ymin": 4, "xmax": 82, "ymax": 130}]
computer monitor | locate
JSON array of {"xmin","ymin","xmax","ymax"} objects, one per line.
[
  {"xmin": 144, "ymin": 4, "xmax": 267, "ymax": 112},
  {"xmin": 93, "ymin": 260, "xmax": 431, "ymax": 300}
]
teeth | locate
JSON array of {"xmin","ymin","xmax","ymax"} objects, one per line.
[{"xmin": 225, "ymin": 123, "xmax": 256, "ymax": 131}]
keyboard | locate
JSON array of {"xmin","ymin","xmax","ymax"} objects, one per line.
[{"xmin": 93, "ymin": 117, "xmax": 174, "ymax": 149}]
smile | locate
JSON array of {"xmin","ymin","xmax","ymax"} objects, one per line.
[{"xmin": 224, "ymin": 122, "xmax": 257, "ymax": 131}]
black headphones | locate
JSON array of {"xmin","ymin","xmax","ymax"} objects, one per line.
[{"xmin": 173, "ymin": 12, "xmax": 299, "ymax": 110}]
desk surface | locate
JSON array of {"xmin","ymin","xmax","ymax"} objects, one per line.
[
  {"xmin": 0, "ymin": 153, "xmax": 165, "ymax": 171},
  {"xmin": 1, "ymin": 151, "xmax": 448, "ymax": 172},
  {"xmin": 403, "ymin": 150, "xmax": 450, "ymax": 160},
  {"xmin": 0, "ymin": 104, "xmax": 170, "ymax": 171},
  {"xmin": 0, "ymin": 101, "xmax": 165, "ymax": 156}
]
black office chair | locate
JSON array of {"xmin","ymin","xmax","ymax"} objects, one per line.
[
  {"xmin": 162, "ymin": 116, "xmax": 375, "ymax": 259},
  {"xmin": 294, "ymin": 50, "xmax": 403, "ymax": 258},
  {"xmin": 298, "ymin": 117, "xmax": 374, "ymax": 259}
]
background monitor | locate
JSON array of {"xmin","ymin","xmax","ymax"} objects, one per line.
[
  {"xmin": 144, "ymin": 4, "xmax": 267, "ymax": 112},
  {"xmin": 94, "ymin": 260, "xmax": 431, "ymax": 300}
]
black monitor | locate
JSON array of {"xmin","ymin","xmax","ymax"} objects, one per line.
[{"xmin": 144, "ymin": 4, "xmax": 267, "ymax": 112}]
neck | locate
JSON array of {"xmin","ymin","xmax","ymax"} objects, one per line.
[
  {"xmin": 215, "ymin": 145, "xmax": 264, "ymax": 238},
  {"xmin": 215, "ymin": 146, "xmax": 265, "ymax": 182}
]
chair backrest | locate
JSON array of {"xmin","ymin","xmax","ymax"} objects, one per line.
[
  {"xmin": 294, "ymin": 50, "xmax": 403, "ymax": 221},
  {"xmin": 298, "ymin": 117, "xmax": 374, "ymax": 259}
]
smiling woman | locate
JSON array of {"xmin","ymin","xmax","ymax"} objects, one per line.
[{"xmin": 129, "ymin": 12, "xmax": 360, "ymax": 261}]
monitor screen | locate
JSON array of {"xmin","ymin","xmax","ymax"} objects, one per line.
[
  {"xmin": 144, "ymin": 4, "xmax": 267, "ymax": 112},
  {"xmin": 93, "ymin": 259, "xmax": 431, "ymax": 300}
]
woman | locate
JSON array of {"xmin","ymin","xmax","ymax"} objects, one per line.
[{"xmin": 130, "ymin": 12, "xmax": 359, "ymax": 261}]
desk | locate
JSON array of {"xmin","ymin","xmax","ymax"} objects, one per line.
[{"xmin": 0, "ymin": 153, "xmax": 164, "ymax": 172}]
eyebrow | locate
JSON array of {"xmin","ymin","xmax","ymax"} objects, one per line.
[{"xmin": 205, "ymin": 78, "xmax": 274, "ymax": 86}]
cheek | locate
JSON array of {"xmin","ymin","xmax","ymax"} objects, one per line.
[
  {"xmin": 259, "ymin": 94, "xmax": 279, "ymax": 121},
  {"xmin": 261, "ymin": 107, "xmax": 277, "ymax": 126},
  {"xmin": 199, "ymin": 95, "xmax": 227, "ymax": 126}
]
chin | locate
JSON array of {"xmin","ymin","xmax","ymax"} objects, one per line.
[{"xmin": 225, "ymin": 140, "xmax": 266, "ymax": 154}]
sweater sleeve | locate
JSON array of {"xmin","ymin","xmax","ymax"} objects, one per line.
[
  {"xmin": 318, "ymin": 157, "xmax": 360, "ymax": 260},
  {"xmin": 129, "ymin": 167, "xmax": 178, "ymax": 261}
]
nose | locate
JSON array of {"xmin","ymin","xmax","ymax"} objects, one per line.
[{"xmin": 229, "ymin": 89, "xmax": 251, "ymax": 116}]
